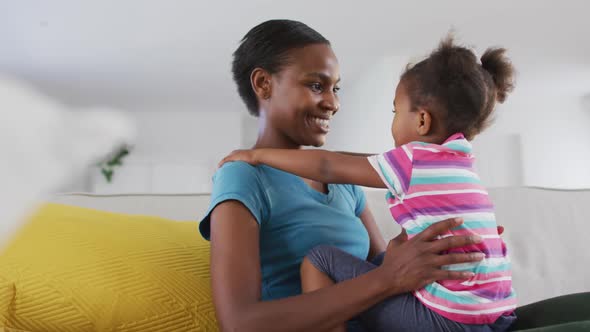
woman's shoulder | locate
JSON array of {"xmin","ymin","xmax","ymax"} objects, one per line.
[
  {"xmin": 211, "ymin": 161, "xmax": 266, "ymax": 193},
  {"xmin": 215, "ymin": 160, "xmax": 260, "ymax": 178}
]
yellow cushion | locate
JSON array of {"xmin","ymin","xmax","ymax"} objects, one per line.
[{"xmin": 0, "ymin": 203, "xmax": 217, "ymax": 331}]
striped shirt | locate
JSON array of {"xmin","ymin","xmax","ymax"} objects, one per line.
[{"xmin": 367, "ymin": 133, "xmax": 516, "ymax": 324}]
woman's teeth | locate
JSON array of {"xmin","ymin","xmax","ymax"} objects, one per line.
[{"xmin": 313, "ymin": 117, "xmax": 330, "ymax": 128}]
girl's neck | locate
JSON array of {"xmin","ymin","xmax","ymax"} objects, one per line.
[{"xmin": 412, "ymin": 130, "xmax": 450, "ymax": 146}]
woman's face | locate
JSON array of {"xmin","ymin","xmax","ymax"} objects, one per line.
[{"xmin": 265, "ymin": 44, "xmax": 340, "ymax": 147}]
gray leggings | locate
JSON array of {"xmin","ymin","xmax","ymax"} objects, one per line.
[{"xmin": 306, "ymin": 245, "xmax": 516, "ymax": 332}]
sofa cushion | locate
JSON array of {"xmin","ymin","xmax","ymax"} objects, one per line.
[
  {"xmin": 0, "ymin": 276, "xmax": 15, "ymax": 327},
  {"xmin": 0, "ymin": 203, "xmax": 217, "ymax": 332}
]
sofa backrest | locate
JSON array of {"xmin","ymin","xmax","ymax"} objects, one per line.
[{"xmin": 51, "ymin": 187, "xmax": 590, "ymax": 306}]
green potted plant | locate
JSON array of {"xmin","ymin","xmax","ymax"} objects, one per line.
[{"xmin": 98, "ymin": 145, "xmax": 132, "ymax": 183}]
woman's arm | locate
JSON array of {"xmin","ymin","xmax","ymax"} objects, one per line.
[
  {"xmin": 211, "ymin": 200, "xmax": 391, "ymax": 332},
  {"xmin": 220, "ymin": 149, "xmax": 386, "ymax": 188},
  {"xmin": 358, "ymin": 203, "xmax": 387, "ymax": 260},
  {"xmin": 210, "ymin": 201, "xmax": 484, "ymax": 332}
]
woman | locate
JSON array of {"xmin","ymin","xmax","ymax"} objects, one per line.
[{"xmin": 199, "ymin": 20, "xmax": 485, "ymax": 332}]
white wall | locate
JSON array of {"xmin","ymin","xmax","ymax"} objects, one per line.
[
  {"xmin": 89, "ymin": 109, "xmax": 243, "ymax": 193},
  {"xmin": 324, "ymin": 56, "xmax": 402, "ymax": 154},
  {"xmin": 482, "ymin": 60, "xmax": 590, "ymax": 189},
  {"xmin": 123, "ymin": 109, "xmax": 241, "ymax": 162}
]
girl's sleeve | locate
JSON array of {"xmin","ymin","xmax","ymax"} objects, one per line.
[{"xmin": 367, "ymin": 144, "xmax": 414, "ymax": 199}]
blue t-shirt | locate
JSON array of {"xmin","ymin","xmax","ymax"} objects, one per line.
[{"xmin": 199, "ymin": 161, "xmax": 369, "ymax": 300}]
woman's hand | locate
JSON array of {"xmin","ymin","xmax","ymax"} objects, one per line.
[
  {"xmin": 218, "ymin": 149, "xmax": 259, "ymax": 168},
  {"xmin": 377, "ymin": 218, "xmax": 485, "ymax": 297}
]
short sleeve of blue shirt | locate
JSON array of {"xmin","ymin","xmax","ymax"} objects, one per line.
[{"xmin": 199, "ymin": 162, "xmax": 269, "ymax": 239}]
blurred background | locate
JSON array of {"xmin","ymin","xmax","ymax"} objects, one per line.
[{"xmin": 2, "ymin": 0, "xmax": 589, "ymax": 193}]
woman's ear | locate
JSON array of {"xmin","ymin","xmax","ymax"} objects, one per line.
[
  {"xmin": 416, "ymin": 109, "xmax": 433, "ymax": 136},
  {"xmin": 251, "ymin": 68, "xmax": 272, "ymax": 101}
]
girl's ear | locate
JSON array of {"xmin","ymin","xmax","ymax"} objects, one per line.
[
  {"xmin": 416, "ymin": 109, "xmax": 433, "ymax": 136},
  {"xmin": 251, "ymin": 68, "xmax": 272, "ymax": 100}
]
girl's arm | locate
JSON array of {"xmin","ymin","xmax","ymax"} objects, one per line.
[
  {"xmin": 210, "ymin": 200, "xmax": 484, "ymax": 332},
  {"xmin": 335, "ymin": 151, "xmax": 376, "ymax": 157},
  {"xmin": 220, "ymin": 149, "xmax": 386, "ymax": 188}
]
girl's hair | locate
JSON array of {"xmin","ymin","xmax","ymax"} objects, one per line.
[
  {"xmin": 232, "ymin": 20, "xmax": 330, "ymax": 116},
  {"xmin": 401, "ymin": 35, "xmax": 515, "ymax": 139}
]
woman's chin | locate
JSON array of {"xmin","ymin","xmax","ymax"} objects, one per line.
[{"xmin": 306, "ymin": 134, "xmax": 327, "ymax": 147}]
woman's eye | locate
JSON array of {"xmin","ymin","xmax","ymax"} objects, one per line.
[
  {"xmin": 392, "ymin": 109, "xmax": 397, "ymax": 114},
  {"xmin": 333, "ymin": 86, "xmax": 340, "ymax": 94},
  {"xmin": 309, "ymin": 83, "xmax": 322, "ymax": 92}
]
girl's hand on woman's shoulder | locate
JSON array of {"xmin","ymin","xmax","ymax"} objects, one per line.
[{"xmin": 219, "ymin": 149, "xmax": 260, "ymax": 168}]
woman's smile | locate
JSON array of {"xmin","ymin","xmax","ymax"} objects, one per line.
[{"xmin": 306, "ymin": 112, "xmax": 334, "ymax": 134}]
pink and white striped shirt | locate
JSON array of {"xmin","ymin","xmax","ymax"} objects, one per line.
[{"xmin": 368, "ymin": 133, "xmax": 516, "ymax": 324}]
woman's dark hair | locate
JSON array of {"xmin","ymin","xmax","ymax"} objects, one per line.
[
  {"xmin": 232, "ymin": 20, "xmax": 330, "ymax": 116},
  {"xmin": 401, "ymin": 35, "xmax": 515, "ymax": 139}
]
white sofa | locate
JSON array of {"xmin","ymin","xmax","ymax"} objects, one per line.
[{"xmin": 51, "ymin": 187, "xmax": 590, "ymax": 306}]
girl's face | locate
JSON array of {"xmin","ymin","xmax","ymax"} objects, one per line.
[
  {"xmin": 391, "ymin": 81, "xmax": 419, "ymax": 147},
  {"xmin": 265, "ymin": 44, "xmax": 340, "ymax": 147}
]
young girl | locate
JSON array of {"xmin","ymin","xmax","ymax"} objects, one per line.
[{"xmin": 220, "ymin": 36, "xmax": 516, "ymax": 331}]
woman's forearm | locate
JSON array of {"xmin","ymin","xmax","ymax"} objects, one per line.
[{"xmin": 227, "ymin": 268, "xmax": 394, "ymax": 332}]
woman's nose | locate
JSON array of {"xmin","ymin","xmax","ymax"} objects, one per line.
[{"xmin": 319, "ymin": 92, "xmax": 339, "ymax": 113}]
